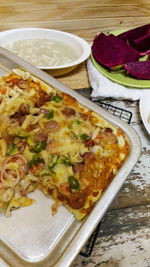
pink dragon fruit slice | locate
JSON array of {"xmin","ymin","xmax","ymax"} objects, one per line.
[
  {"xmin": 118, "ymin": 24, "xmax": 150, "ymax": 55},
  {"xmin": 133, "ymin": 32, "xmax": 150, "ymax": 55},
  {"xmin": 124, "ymin": 61, "xmax": 150, "ymax": 79},
  {"xmin": 92, "ymin": 33, "xmax": 139, "ymax": 69}
]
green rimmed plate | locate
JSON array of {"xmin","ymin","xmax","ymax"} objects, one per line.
[{"xmin": 91, "ymin": 29, "xmax": 150, "ymax": 89}]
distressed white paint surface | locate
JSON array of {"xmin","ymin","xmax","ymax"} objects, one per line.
[{"xmin": 73, "ymin": 228, "xmax": 150, "ymax": 267}]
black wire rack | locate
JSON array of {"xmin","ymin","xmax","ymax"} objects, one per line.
[
  {"xmin": 79, "ymin": 100, "xmax": 133, "ymax": 257},
  {"xmin": 94, "ymin": 100, "xmax": 132, "ymax": 124}
]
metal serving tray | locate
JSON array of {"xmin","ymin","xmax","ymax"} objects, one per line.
[{"xmin": 0, "ymin": 47, "xmax": 141, "ymax": 267}]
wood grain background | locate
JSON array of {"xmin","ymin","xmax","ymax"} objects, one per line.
[{"xmin": 1, "ymin": 0, "xmax": 150, "ymax": 89}]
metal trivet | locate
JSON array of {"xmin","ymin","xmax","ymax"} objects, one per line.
[
  {"xmin": 94, "ymin": 100, "xmax": 132, "ymax": 124},
  {"xmin": 80, "ymin": 220, "xmax": 102, "ymax": 257},
  {"xmin": 80, "ymin": 100, "xmax": 133, "ymax": 257}
]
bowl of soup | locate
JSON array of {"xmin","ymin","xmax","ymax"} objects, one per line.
[{"xmin": 0, "ymin": 28, "xmax": 91, "ymax": 76}]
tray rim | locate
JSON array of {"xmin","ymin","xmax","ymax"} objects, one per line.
[{"xmin": 0, "ymin": 47, "xmax": 142, "ymax": 267}]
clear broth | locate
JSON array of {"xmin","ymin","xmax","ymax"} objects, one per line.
[{"xmin": 3, "ymin": 39, "xmax": 80, "ymax": 67}]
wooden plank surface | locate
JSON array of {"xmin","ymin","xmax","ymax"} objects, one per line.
[
  {"xmin": 0, "ymin": 1, "xmax": 150, "ymax": 266},
  {"xmin": 0, "ymin": 0, "xmax": 150, "ymax": 89},
  {"xmin": 73, "ymin": 205, "xmax": 150, "ymax": 267}
]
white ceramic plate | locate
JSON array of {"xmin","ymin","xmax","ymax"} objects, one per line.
[
  {"xmin": 140, "ymin": 91, "xmax": 150, "ymax": 134},
  {"xmin": 0, "ymin": 28, "xmax": 91, "ymax": 75},
  {"xmin": 91, "ymin": 29, "xmax": 150, "ymax": 89}
]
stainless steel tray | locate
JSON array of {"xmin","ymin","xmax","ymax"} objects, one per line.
[{"xmin": 0, "ymin": 47, "xmax": 141, "ymax": 267}]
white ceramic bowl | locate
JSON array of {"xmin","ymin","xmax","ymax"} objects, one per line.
[
  {"xmin": 140, "ymin": 91, "xmax": 150, "ymax": 135},
  {"xmin": 0, "ymin": 28, "xmax": 91, "ymax": 76}
]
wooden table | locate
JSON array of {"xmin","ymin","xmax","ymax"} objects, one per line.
[{"xmin": 0, "ymin": 1, "xmax": 150, "ymax": 266}]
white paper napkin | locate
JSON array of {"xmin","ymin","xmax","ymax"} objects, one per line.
[{"xmin": 87, "ymin": 58, "xmax": 150, "ymax": 101}]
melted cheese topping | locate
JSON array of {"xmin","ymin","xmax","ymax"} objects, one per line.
[{"xmin": 0, "ymin": 69, "xmax": 129, "ymax": 219}]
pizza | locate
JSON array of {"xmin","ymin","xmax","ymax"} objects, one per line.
[{"xmin": 0, "ymin": 69, "xmax": 129, "ymax": 220}]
